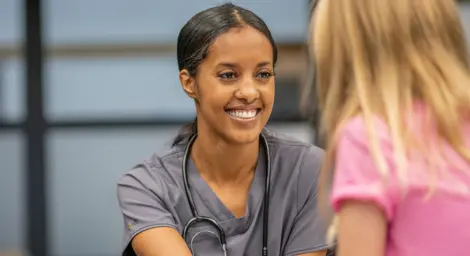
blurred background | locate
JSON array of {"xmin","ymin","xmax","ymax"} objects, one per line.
[{"xmin": 0, "ymin": 0, "xmax": 469, "ymax": 256}]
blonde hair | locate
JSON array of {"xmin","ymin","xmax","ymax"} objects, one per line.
[{"xmin": 310, "ymin": 0, "xmax": 470, "ymax": 244}]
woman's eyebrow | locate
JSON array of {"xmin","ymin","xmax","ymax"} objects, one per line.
[{"xmin": 215, "ymin": 61, "xmax": 272, "ymax": 69}]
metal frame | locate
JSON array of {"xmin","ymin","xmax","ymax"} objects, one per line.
[
  {"xmin": 24, "ymin": 0, "xmax": 47, "ymax": 255},
  {"xmin": 0, "ymin": 1, "xmax": 310, "ymax": 256},
  {"xmin": 25, "ymin": 58, "xmax": 47, "ymax": 255}
]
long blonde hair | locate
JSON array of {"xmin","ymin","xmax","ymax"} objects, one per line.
[{"xmin": 310, "ymin": 0, "xmax": 470, "ymax": 243}]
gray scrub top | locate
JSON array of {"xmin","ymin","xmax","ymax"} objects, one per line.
[{"xmin": 117, "ymin": 129, "xmax": 328, "ymax": 256}]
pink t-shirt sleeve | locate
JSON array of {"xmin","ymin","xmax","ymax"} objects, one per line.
[{"xmin": 330, "ymin": 118, "xmax": 398, "ymax": 220}]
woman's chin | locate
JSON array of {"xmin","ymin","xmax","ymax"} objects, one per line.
[{"xmin": 223, "ymin": 129, "xmax": 262, "ymax": 145}]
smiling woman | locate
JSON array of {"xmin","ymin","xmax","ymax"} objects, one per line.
[
  {"xmin": 116, "ymin": 3, "xmax": 329, "ymax": 256},
  {"xmin": 172, "ymin": 5, "xmax": 277, "ymax": 147},
  {"xmin": 177, "ymin": 18, "xmax": 276, "ymax": 145}
]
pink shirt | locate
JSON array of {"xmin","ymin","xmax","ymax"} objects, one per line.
[{"xmin": 330, "ymin": 106, "xmax": 470, "ymax": 256}]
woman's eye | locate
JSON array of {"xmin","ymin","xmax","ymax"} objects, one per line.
[
  {"xmin": 257, "ymin": 72, "xmax": 273, "ymax": 79},
  {"xmin": 219, "ymin": 72, "xmax": 236, "ymax": 79}
]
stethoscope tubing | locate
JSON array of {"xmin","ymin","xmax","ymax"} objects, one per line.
[{"xmin": 182, "ymin": 132, "xmax": 271, "ymax": 256}]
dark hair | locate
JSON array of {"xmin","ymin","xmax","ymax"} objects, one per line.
[{"xmin": 172, "ymin": 3, "xmax": 278, "ymax": 146}]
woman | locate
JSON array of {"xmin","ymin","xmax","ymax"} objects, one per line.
[
  {"xmin": 117, "ymin": 3, "xmax": 328, "ymax": 256},
  {"xmin": 311, "ymin": 0, "xmax": 470, "ymax": 255}
]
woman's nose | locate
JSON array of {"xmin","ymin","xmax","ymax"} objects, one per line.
[{"xmin": 235, "ymin": 80, "xmax": 259, "ymax": 103}]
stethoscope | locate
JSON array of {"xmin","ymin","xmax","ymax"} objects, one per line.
[{"xmin": 181, "ymin": 132, "xmax": 271, "ymax": 256}]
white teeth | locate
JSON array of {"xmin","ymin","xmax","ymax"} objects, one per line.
[{"xmin": 227, "ymin": 110, "xmax": 258, "ymax": 119}]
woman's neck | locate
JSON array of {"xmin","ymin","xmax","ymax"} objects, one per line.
[{"xmin": 191, "ymin": 131, "xmax": 260, "ymax": 185}]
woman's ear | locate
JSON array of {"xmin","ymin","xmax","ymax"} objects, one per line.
[{"xmin": 179, "ymin": 69, "xmax": 197, "ymax": 99}]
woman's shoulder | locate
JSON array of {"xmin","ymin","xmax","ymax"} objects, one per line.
[
  {"xmin": 117, "ymin": 144, "xmax": 186, "ymax": 194},
  {"xmin": 263, "ymin": 128, "xmax": 324, "ymax": 160},
  {"xmin": 263, "ymin": 129, "xmax": 324, "ymax": 213},
  {"xmin": 263, "ymin": 128, "xmax": 324, "ymax": 185}
]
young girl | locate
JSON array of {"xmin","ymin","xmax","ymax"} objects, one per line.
[{"xmin": 311, "ymin": 0, "xmax": 470, "ymax": 255}]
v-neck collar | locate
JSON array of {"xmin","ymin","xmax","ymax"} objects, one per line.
[{"xmin": 187, "ymin": 145, "xmax": 266, "ymax": 235}]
